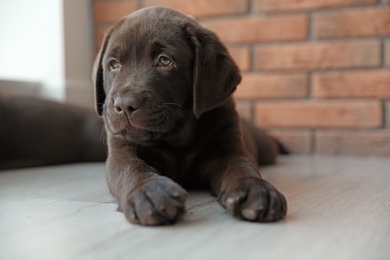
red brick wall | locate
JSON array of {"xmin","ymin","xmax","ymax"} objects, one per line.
[{"xmin": 93, "ymin": 0, "xmax": 390, "ymax": 157}]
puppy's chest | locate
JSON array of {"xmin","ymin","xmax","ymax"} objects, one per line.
[{"xmin": 136, "ymin": 146, "xmax": 199, "ymax": 183}]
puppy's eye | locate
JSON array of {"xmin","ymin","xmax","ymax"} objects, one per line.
[
  {"xmin": 108, "ymin": 59, "xmax": 120, "ymax": 71},
  {"xmin": 158, "ymin": 55, "xmax": 173, "ymax": 67}
]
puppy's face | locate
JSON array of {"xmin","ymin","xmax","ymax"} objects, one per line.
[
  {"xmin": 94, "ymin": 7, "xmax": 241, "ymax": 146},
  {"xmin": 100, "ymin": 10, "xmax": 194, "ymax": 145}
]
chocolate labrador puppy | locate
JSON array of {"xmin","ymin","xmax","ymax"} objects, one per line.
[{"xmin": 93, "ymin": 6, "xmax": 287, "ymax": 225}]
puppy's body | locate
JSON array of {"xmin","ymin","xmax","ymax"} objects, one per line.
[
  {"xmin": 94, "ymin": 7, "xmax": 287, "ymax": 225},
  {"xmin": 0, "ymin": 96, "xmax": 106, "ymax": 170}
]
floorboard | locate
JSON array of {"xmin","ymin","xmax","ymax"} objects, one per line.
[{"xmin": 1, "ymin": 156, "xmax": 389, "ymax": 260}]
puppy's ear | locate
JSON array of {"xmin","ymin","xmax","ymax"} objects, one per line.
[
  {"xmin": 92, "ymin": 28, "xmax": 113, "ymax": 116},
  {"xmin": 187, "ymin": 25, "xmax": 241, "ymax": 118}
]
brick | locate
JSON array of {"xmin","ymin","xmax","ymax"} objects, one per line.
[
  {"xmin": 386, "ymin": 41, "xmax": 390, "ymax": 67},
  {"xmin": 316, "ymin": 130, "xmax": 390, "ymax": 157},
  {"xmin": 253, "ymin": 0, "xmax": 378, "ymax": 13},
  {"xmin": 95, "ymin": 25, "xmax": 113, "ymax": 50},
  {"xmin": 228, "ymin": 46, "xmax": 250, "ymax": 72},
  {"xmin": 267, "ymin": 130, "xmax": 312, "ymax": 154},
  {"xmin": 93, "ymin": 0, "xmax": 139, "ymax": 24},
  {"xmin": 144, "ymin": 0, "xmax": 247, "ymax": 18},
  {"xmin": 201, "ymin": 15, "xmax": 307, "ymax": 44},
  {"xmin": 235, "ymin": 73, "xmax": 308, "ymax": 99},
  {"xmin": 254, "ymin": 101, "xmax": 382, "ymax": 128},
  {"xmin": 313, "ymin": 70, "xmax": 390, "ymax": 98},
  {"xmin": 235, "ymin": 101, "xmax": 252, "ymax": 121},
  {"xmin": 313, "ymin": 8, "xmax": 390, "ymax": 39},
  {"xmin": 255, "ymin": 40, "xmax": 381, "ymax": 71}
]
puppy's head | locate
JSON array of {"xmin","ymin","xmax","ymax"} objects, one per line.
[{"xmin": 93, "ymin": 7, "xmax": 241, "ymax": 146}]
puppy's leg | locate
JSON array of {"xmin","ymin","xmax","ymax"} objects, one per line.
[
  {"xmin": 205, "ymin": 153, "xmax": 287, "ymax": 222},
  {"xmin": 106, "ymin": 135, "xmax": 187, "ymax": 226}
]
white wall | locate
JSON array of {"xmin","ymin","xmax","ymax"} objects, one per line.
[
  {"xmin": 0, "ymin": 0, "xmax": 65, "ymax": 101},
  {"xmin": 0, "ymin": 0, "xmax": 95, "ymax": 108}
]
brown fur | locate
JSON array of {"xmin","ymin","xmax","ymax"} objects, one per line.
[{"xmin": 93, "ymin": 7, "xmax": 287, "ymax": 225}]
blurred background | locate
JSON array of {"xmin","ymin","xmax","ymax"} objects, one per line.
[
  {"xmin": 1, "ymin": 0, "xmax": 389, "ymax": 157},
  {"xmin": 0, "ymin": 0, "xmax": 95, "ymax": 107}
]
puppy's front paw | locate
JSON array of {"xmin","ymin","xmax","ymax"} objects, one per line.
[
  {"xmin": 123, "ymin": 176, "xmax": 188, "ymax": 226},
  {"xmin": 219, "ymin": 177, "xmax": 287, "ymax": 222}
]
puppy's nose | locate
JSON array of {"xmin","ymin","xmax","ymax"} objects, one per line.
[{"xmin": 113, "ymin": 95, "xmax": 140, "ymax": 117}]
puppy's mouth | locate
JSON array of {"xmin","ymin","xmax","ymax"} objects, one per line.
[{"xmin": 104, "ymin": 106, "xmax": 182, "ymax": 144}]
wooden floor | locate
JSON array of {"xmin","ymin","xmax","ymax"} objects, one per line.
[{"xmin": 1, "ymin": 155, "xmax": 389, "ymax": 260}]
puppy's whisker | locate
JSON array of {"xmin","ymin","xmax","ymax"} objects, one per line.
[
  {"xmin": 154, "ymin": 114, "xmax": 160, "ymax": 130},
  {"xmin": 159, "ymin": 103, "xmax": 184, "ymax": 109},
  {"xmin": 163, "ymin": 110, "xmax": 170, "ymax": 127}
]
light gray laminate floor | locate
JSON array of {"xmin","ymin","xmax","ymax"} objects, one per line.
[{"xmin": 0, "ymin": 156, "xmax": 389, "ymax": 260}]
